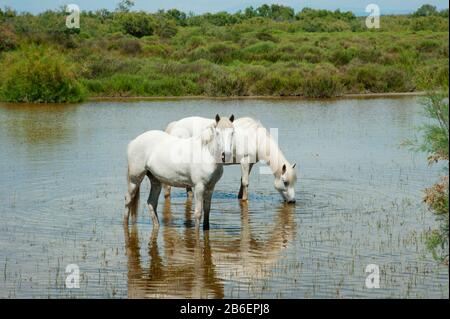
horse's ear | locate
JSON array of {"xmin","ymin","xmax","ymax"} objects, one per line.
[
  {"xmin": 282, "ymin": 164, "xmax": 287, "ymax": 174},
  {"xmin": 229, "ymin": 114, "xmax": 235, "ymax": 123},
  {"xmin": 215, "ymin": 114, "xmax": 220, "ymax": 123},
  {"xmin": 292, "ymin": 163, "xmax": 296, "ymax": 169}
]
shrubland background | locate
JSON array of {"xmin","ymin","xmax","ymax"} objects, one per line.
[{"xmin": 0, "ymin": 2, "xmax": 448, "ymax": 102}]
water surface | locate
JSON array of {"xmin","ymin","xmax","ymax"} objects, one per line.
[{"xmin": 0, "ymin": 97, "xmax": 448, "ymax": 298}]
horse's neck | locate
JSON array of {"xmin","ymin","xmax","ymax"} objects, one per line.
[
  {"xmin": 193, "ymin": 135, "xmax": 216, "ymax": 158},
  {"xmin": 257, "ymin": 128, "xmax": 287, "ymax": 177}
]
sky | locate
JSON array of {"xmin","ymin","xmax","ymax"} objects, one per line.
[{"xmin": 1, "ymin": 0, "xmax": 449, "ymax": 15}]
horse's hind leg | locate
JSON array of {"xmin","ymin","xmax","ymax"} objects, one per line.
[
  {"xmin": 163, "ymin": 184, "xmax": 171, "ymax": 198},
  {"xmin": 124, "ymin": 174, "xmax": 144, "ymax": 225},
  {"xmin": 238, "ymin": 162, "xmax": 253, "ymax": 201},
  {"xmin": 186, "ymin": 187, "xmax": 193, "ymax": 200},
  {"xmin": 147, "ymin": 172, "xmax": 162, "ymax": 227}
]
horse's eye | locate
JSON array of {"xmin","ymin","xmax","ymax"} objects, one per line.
[{"xmin": 283, "ymin": 181, "xmax": 289, "ymax": 187}]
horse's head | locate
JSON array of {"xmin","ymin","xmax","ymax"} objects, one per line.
[
  {"xmin": 202, "ymin": 114, "xmax": 235, "ymax": 163},
  {"xmin": 274, "ymin": 163, "xmax": 297, "ymax": 204}
]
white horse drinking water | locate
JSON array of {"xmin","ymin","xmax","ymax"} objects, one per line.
[
  {"xmin": 164, "ymin": 116, "xmax": 297, "ymax": 203},
  {"xmin": 124, "ymin": 114, "xmax": 235, "ymax": 229}
]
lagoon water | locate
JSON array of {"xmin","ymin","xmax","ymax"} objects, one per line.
[{"xmin": 0, "ymin": 97, "xmax": 448, "ymax": 298}]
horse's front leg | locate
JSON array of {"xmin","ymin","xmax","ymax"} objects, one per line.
[
  {"xmin": 238, "ymin": 161, "xmax": 253, "ymax": 201},
  {"xmin": 147, "ymin": 175, "xmax": 162, "ymax": 228},
  {"xmin": 202, "ymin": 189, "xmax": 213, "ymax": 230},
  {"xmin": 193, "ymin": 183, "xmax": 204, "ymax": 228}
]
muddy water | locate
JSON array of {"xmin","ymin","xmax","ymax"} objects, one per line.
[{"xmin": 0, "ymin": 97, "xmax": 448, "ymax": 298}]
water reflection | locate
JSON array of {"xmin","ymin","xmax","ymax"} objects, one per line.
[
  {"xmin": 124, "ymin": 199, "xmax": 223, "ymax": 298},
  {"xmin": 0, "ymin": 103, "xmax": 78, "ymax": 147},
  {"xmin": 123, "ymin": 200, "xmax": 296, "ymax": 298},
  {"xmin": 214, "ymin": 201, "xmax": 296, "ymax": 283}
]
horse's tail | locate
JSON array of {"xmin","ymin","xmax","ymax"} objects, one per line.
[{"xmin": 127, "ymin": 163, "xmax": 140, "ymax": 218}]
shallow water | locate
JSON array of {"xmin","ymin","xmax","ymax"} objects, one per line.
[{"xmin": 0, "ymin": 97, "xmax": 448, "ymax": 298}]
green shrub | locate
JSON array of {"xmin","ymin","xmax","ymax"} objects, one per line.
[
  {"xmin": 349, "ymin": 64, "xmax": 386, "ymax": 92},
  {"xmin": 119, "ymin": 38, "xmax": 142, "ymax": 55},
  {"xmin": 413, "ymin": 4, "xmax": 439, "ymax": 17},
  {"xmin": 83, "ymin": 55, "xmax": 142, "ymax": 79},
  {"xmin": 255, "ymin": 73, "xmax": 289, "ymax": 95},
  {"xmin": 255, "ymin": 30, "xmax": 278, "ymax": 42},
  {"xmin": 243, "ymin": 41, "xmax": 276, "ymax": 55},
  {"xmin": 383, "ymin": 68, "xmax": 414, "ymax": 92},
  {"xmin": 206, "ymin": 42, "xmax": 237, "ymax": 63},
  {"xmin": 329, "ymin": 47, "xmax": 356, "ymax": 66},
  {"xmin": 187, "ymin": 46, "xmax": 210, "ymax": 61},
  {"xmin": 242, "ymin": 41, "xmax": 278, "ymax": 61},
  {"xmin": 297, "ymin": 45, "xmax": 324, "ymax": 63},
  {"xmin": 302, "ymin": 68, "xmax": 342, "ymax": 98},
  {"xmin": 0, "ymin": 46, "xmax": 85, "ymax": 103},
  {"xmin": 154, "ymin": 17, "xmax": 178, "ymax": 39},
  {"xmin": 417, "ymin": 39, "xmax": 441, "ymax": 52},
  {"xmin": 0, "ymin": 24, "xmax": 18, "ymax": 51},
  {"xmin": 186, "ymin": 36, "xmax": 206, "ymax": 49},
  {"xmin": 83, "ymin": 74, "xmax": 201, "ymax": 96},
  {"xmin": 347, "ymin": 64, "xmax": 415, "ymax": 93},
  {"xmin": 119, "ymin": 12, "xmax": 154, "ymax": 38},
  {"xmin": 204, "ymin": 69, "xmax": 246, "ymax": 96}
]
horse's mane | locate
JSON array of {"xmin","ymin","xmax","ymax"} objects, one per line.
[{"xmin": 236, "ymin": 117, "xmax": 265, "ymax": 131}]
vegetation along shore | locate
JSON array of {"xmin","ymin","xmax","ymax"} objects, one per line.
[{"xmin": 0, "ymin": 2, "xmax": 448, "ymax": 103}]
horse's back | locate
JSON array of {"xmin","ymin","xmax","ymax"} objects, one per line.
[
  {"xmin": 166, "ymin": 116, "xmax": 214, "ymax": 138},
  {"xmin": 128, "ymin": 130, "xmax": 166, "ymax": 151},
  {"xmin": 127, "ymin": 131, "xmax": 169, "ymax": 170}
]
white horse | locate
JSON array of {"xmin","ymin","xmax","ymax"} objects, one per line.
[
  {"xmin": 164, "ymin": 116, "xmax": 297, "ymax": 203},
  {"xmin": 124, "ymin": 114, "xmax": 235, "ymax": 229}
]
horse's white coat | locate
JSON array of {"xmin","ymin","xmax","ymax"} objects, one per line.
[
  {"xmin": 124, "ymin": 116, "xmax": 234, "ymax": 229},
  {"xmin": 165, "ymin": 116, "xmax": 297, "ymax": 202}
]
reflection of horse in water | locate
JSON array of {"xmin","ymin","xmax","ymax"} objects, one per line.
[
  {"xmin": 124, "ymin": 200, "xmax": 223, "ymax": 298},
  {"xmin": 123, "ymin": 200, "xmax": 296, "ymax": 298},
  {"xmin": 212, "ymin": 201, "xmax": 296, "ymax": 283}
]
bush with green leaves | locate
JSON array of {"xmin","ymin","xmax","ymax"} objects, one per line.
[
  {"xmin": 0, "ymin": 24, "xmax": 18, "ymax": 51},
  {"xmin": 118, "ymin": 12, "xmax": 154, "ymax": 38},
  {"xmin": 0, "ymin": 46, "xmax": 85, "ymax": 103},
  {"xmin": 302, "ymin": 66, "xmax": 343, "ymax": 98}
]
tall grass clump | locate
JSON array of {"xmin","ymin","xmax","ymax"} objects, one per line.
[{"xmin": 0, "ymin": 46, "xmax": 85, "ymax": 103}]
